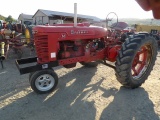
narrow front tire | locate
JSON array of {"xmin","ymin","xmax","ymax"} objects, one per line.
[{"xmin": 30, "ymin": 69, "xmax": 58, "ymax": 94}]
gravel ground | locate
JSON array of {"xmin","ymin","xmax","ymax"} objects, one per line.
[{"xmin": 0, "ymin": 48, "xmax": 160, "ymax": 120}]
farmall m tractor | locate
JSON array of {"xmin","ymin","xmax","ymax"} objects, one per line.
[{"xmin": 16, "ymin": 6, "xmax": 157, "ymax": 94}]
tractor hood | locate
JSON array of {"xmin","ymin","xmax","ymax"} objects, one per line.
[{"xmin": 33, "ymin": 24, "xmax": 107, "ymax": 37}]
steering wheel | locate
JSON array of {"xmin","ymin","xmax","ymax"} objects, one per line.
[{"xmin": 106, "ymin": 12, "xmax": 118, "ymax": 28}]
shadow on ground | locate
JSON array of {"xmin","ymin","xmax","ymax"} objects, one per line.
[
  {"xmin": 0, "ymin": 63, "xmax": 159, "ymax": 120},
  {"xmin": 100, "ymin": 87, "xmax": 159, "ymax": 120}
]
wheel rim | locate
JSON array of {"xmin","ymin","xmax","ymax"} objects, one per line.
[
  {"xmin": 131, "ymin": 44, "xmax": 152, "ymax": 79},
  {"xmin": 35, "ymin": 74, "xmax": 55, "ymax": 91}
]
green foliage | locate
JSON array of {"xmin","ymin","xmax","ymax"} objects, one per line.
[
  {"xmin": 0, "ymin": 15, "xmax": 16, "ymax": 22},
  {"xmin": 5, "ymin": 15, "xmax": 14, "ymax": 22},
  {"xmin": 0, "ymin": 15, "xmax": 6, "ymax": 21}
]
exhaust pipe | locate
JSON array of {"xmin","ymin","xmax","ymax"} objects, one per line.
[{"xmin": 74, "ymin": 3, "xmax": 77, "ymax": 27}]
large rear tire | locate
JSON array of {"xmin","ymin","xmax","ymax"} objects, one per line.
[{"xmin": 115, "ymin": 36, "xmax": 157, "ymax": 88}]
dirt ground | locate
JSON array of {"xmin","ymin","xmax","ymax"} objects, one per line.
[{"xmin": 0, "ymin": 48, "xmax": 160, "ymax": 120}]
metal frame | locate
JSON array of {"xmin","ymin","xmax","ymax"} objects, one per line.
[{"xmin": 15, "ymin": 57, "xmax": 59, "ymax": 74}]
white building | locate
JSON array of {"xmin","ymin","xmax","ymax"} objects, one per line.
[
  {"xmin": 32, "ymin": 9, "xmax": 103, "ymax": 26},
  {"xmin": 18, "ymin": 13, "xmax": 34, "ymax": 25}
]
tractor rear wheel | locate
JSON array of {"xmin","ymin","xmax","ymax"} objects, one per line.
[
  {"xmin": 115, "ymin": 36, "xmax": 157, "ymax": 88},
  {"xmin": 29, "ymin": 69, "xmax": 58, "ymax": 94}
]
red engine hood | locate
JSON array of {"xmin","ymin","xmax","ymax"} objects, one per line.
[{"xmin": 33, "ymin": 25, "xmax": 107, "ymax": 37}]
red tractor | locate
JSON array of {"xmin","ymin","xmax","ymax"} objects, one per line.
[{"xmin": 16, "ymin": 12, "xmax": 158, "ymax": 94}]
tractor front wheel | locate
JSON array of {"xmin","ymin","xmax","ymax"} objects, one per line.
[
  {"xmin": 115, "ymin": 36, "xmax": 157, "ymax": 88},
  {"xmin": 29, "ymin": 69, "xmax": 58, "ymax": 94}
]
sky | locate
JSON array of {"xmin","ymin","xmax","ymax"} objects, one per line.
[{"xmin": 0, "ymin": 0, "xmax": 154, "ymax": 20}]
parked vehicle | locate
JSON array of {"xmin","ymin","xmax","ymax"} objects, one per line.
[{"xmin": 16, "ymin": 12, "xmax": 158, "ymax": 94}]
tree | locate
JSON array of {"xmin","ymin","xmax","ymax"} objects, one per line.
[
  {"xmin": 5, "ymin": 15, "xmax": 14, "ymax": 22},
  {"xmin": 0, "ymin": 15, "xmax": 6, "ymax": 21}
]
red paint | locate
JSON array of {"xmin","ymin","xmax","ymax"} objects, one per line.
[
  {"xmin": 132, "ymin": 46, "xmax": 148, "ymax": 76},
  {"xmin": 33, "ymin": 23, "xmax": 123, "ymax": 66}
]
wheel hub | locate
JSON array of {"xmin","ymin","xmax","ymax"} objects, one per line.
[
  {"xmin": 35, "ymin": 74, "xmax": 55, "ymax": 91},
  {"xmin": 132, "ymin": 45, "xmax": 151, "ymax": 79}
]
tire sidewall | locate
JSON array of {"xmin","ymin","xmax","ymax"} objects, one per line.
[
  {"xmin": 30, "ymin": 69, "xmax": 58, "ymax": 94},
  {"xmin": 115, "ymin": 36, "xmax": 157, "ymax": 88},
  {"xmin": 128, "ymin": 37, "xmax": 157, "ymax": 85}
]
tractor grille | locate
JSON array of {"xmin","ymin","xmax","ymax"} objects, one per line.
[{"xmin": 34, "ymin": 35, "xmax": 49, "ymax": 63}]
